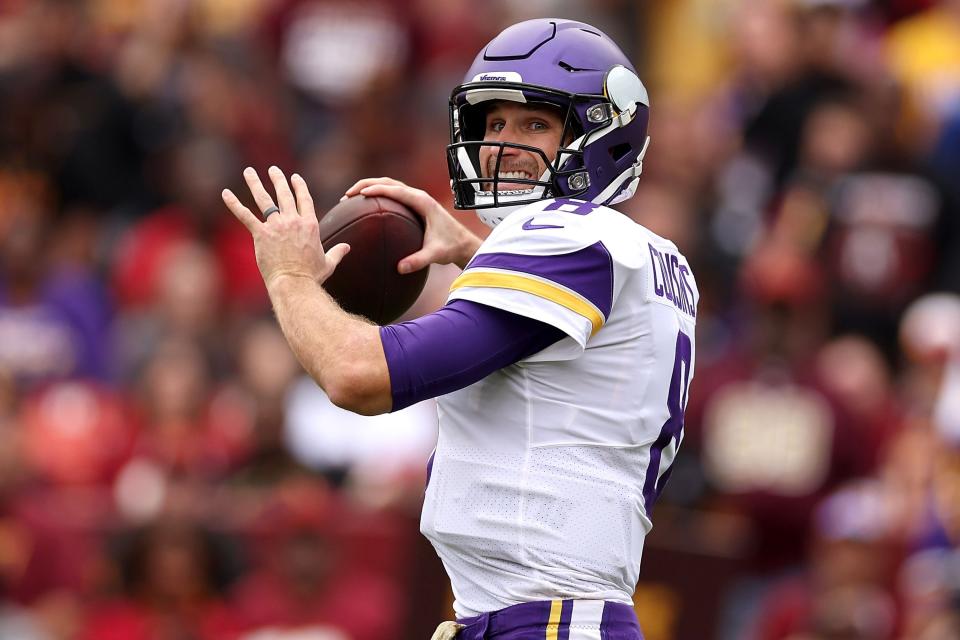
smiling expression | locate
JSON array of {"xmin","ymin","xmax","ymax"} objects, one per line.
[{"xmin": 479, "ymin": 101, "xmax": 566, "ymax": 192}]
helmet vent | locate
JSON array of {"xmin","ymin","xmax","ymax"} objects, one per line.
[{"xmin": 558, "ymin": 61, "xmax": 597, "ymax": 73}]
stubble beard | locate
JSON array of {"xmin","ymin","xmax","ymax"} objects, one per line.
[{"xmin": 481, "ymin": 154, "xmax": 543, "ymax": 192}]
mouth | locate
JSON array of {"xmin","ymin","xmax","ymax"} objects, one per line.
[{"xmin": 485, "ymin": 169, "xmax": 537, "ymax": 192}]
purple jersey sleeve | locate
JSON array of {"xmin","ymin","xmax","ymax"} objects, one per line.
[{"xmin": 379, "ymin": 299, "xmax": 566, "ymax": 411}]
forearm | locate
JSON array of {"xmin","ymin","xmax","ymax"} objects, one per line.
[{"xmin": 266, "ymin": 274, "xmax": 392, "ymax": 415}]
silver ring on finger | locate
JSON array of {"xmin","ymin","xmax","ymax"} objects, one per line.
[{"xmin": 262, "ymin": 205, "xmax": 280, "ymax": 219}]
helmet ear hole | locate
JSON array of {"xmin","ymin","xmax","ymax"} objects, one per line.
[
  {"xmin": 609, "ymin": 143, "xmax": 632, "ymax": 162},
  {"xmin": 459, "ymin": 103, "xmax": 487, "ymax": 142}
]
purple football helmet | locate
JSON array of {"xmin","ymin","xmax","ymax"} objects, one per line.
[{"xmin": 447, "ymin": 19, "xmax": 651, "ymax": 227}]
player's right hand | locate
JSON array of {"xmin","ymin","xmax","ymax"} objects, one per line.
[{"xmin": 343, "ymin": 177, "xmax": 482, "ymax": 272}]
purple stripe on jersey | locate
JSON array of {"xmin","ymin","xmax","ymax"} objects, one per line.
[
  {"xmin": 379, "ymin": 299, "xmax": 565, "ymax": 411},
  {"xmin": 558, "ymin": 599, "xmax": 574, "ymax": 640},
  {"xmin": 465, "ymin": 242, "xmax": 614, "ymax": 318},
  {"xmin": 425, "ymin": 450, "xmax": 435, "ymax": 490}
]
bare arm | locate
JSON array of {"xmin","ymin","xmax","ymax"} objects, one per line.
[
  {"xmin": 266, "ymin": 274, "xmax": 391, "ymax": 415},
  {"xmin": 222, "ymin": 166, "xmax": 392, "ymax": 415}
]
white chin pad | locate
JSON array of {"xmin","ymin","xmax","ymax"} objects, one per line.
[
  {"xmin": 472, "ymin": 166, "xmax": 551, "ymax": 229},
  {"xmin": 471, "ymin": 165, "xmax": 549, "ymax": 206},
  {"xmin": 476, "ymin": 203, "xmax": 527, "ymax": 229}
]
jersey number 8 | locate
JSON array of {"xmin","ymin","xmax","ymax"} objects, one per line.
[{"xmin": 642, "ymin": 329, "xmax": 692, "ymax": 515}]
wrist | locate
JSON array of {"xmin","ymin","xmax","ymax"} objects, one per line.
[
  {"xmin": 455, "ymin": 229, "xmax": 482, "ymax": 269},
  {"xmin": 265, "ymin": 270, "xmax": 319, "ymax": 295}
]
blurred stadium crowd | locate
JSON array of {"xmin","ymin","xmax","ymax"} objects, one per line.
[{"xmin": 0, "ymin": 0, "xmax": 958, "ymax": 638}]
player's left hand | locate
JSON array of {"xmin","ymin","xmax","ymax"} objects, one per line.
[{"xmin": 222, "ymin": 166, "xmax": 350, "ymax": 289}]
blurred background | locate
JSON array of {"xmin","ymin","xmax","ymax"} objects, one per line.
[{"xmin": 0, "ymin": 0, "xmax": 958, "ymax": 638}]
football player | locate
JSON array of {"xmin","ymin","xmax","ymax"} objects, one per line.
[{"xmin": 223, "ymin": 18, "xmax": 698, "ymax": 640}]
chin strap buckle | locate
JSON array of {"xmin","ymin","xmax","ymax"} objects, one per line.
[{"xmin": 630, "ymin": 135, "xmax": 651, "ymax": 177}]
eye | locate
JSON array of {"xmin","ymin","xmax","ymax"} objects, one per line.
[
  {"xmin": 488, "ymin": 120, "xmax": 505, "ymax": 133},
  {"xmin": 529, "ymin": 120, "xmax": 548, "ymax": 131}
]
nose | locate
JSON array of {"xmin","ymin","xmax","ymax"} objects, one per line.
[
  {"xmin": 485, "ymin": 134, "xmax": 520, "ymax": 166},
  {"xmin": 498, "ymin": 143, "xmax": 521, "ymax": 159},
  {"xmin": 497, "ymin": 125, "xmax": 523, "ymax": 155}
]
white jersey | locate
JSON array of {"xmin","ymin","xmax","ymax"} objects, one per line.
[{"xmin": 420, "ymin": 198, "xmax": 699, "ymax": 617}]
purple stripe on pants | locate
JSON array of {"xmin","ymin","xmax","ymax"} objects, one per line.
[
  {"xmin": 557, "ymin": 599, "xmax": 573, "ymax": 640},
  {"xmin": 454, "ymin": 600, "xmax": 642, "ymax": 640},
  {"xmin": 464, "ymin": 242, "xmax": 614, "ymax": 319}
]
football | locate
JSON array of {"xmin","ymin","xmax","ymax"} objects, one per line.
[{"xmin": 318, "ymin": 195, "xmax": 427, "ymax": 324}]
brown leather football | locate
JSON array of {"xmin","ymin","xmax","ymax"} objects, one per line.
[{"xmin": 318, "ymin": 195, "xmax": 427, "ymax": 324}]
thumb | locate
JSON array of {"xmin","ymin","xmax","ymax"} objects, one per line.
[
  {"xmin": 398, "ymin": 248, "xmax": 435, "ymax": 274},
  {"xmin": 322, "ymin": 243, "xmax": 351, "ymax": 279}
]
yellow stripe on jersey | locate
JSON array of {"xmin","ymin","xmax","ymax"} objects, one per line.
[
  {"xmin": 449, "ymin": 271, "xmax": 605, "ymax": 335},
  {"xmin": 546, "ymin": 599, "xmax": 563, "ymax": 640}
]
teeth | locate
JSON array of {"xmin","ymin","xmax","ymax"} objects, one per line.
[{"xmin": 498, "ymin": 171, "xmax": 532, "ymax": 180}]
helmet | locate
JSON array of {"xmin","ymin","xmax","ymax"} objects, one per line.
[{"xmin": 447, "ymin": 19, "xmax": 651, "ymax": 228}]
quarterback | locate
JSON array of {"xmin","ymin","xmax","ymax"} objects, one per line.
[{"xmin": 223, "ymin": 19, "xmax": 697, "ymax": 640}]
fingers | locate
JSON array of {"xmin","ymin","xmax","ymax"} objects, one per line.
[
  {"xmin": 357, "ymin": 183, "xmax": 433, "ymax": 218},
  {"xmin": 243, "ymin": 166, "xmax": 301, "ymax": 218},
  {"xmin": 397, "ymin": 248, "xmax": 433, "ymax": 274},
  {"xmin": 322, "ymin": 243, "xmax": 351, "ymax": 282},
  {"xmin": 291, "ymin": 173, "xmax": 317, "ymax": 220},
  {"xmin": 326, "ymin": 242, "xmax": 351, "ymax": 266},
  {"xmin": 343, "ymin": 177, "xmax": 407, "ymax": 200},
  {"xmin": 243, "ymin": 167, "xmax": 278, "ymax": 217},
  {"xmin": 268, "ymin": 166, "xmax": 299, "ymax": 216},
  {"xmin": 221, "ymin": 189, "xmax": 261, "ymax": 232}
]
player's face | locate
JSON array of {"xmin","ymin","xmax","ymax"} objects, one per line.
[{"xmin": 479, "ymin": 101, "xmax": 566, "ymax": 191}]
